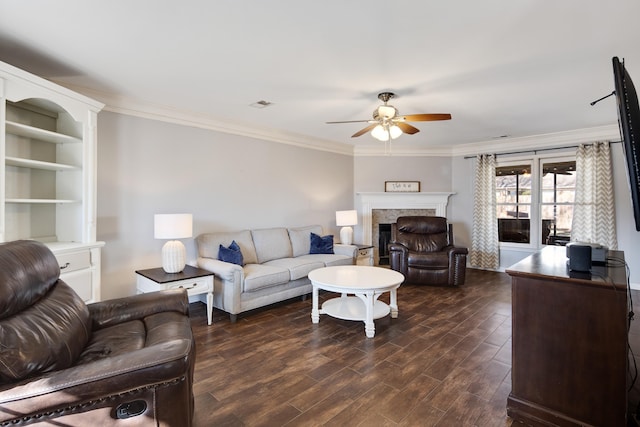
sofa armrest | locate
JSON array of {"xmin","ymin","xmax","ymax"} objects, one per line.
[
  {"xmin": 334, "ymin": 243, "xmax": 357, "ymax": 260},
  {"xmin": 88, "ymin": 289, "xmax": 189, "ymax": 330},
  {"xmin": 388, "ymin": 242, "xmax": 409, "ymax": 273},
  {"xmin": 388, "ymin": 242, "xmax": 409, "ymax": 254},
  {"xmin": 445, "ymin": 245, "xmax": 469, "ymax": 258},
  {"xmin": 197, "ymin": 257, "xmax": 243, "ymax": 281},
  {"xmin": 445, "ymin": 245, "xmax": 468, "ymax": 286},
  {"xmin": 0, "ymin": 333, "xmax": 193, "ymax": 420},
  {"xmin": 197, "ymin": 257, "xmax": 245, "ymax": 317}
]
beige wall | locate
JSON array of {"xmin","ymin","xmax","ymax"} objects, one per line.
[
  {"xmin": 97, "ymin": 112, "xmax": 640, "ymax": 296},
  {"xmin": 354, "ymin": 155, "xmax": 453, "ymax": 193},
  {"xmin": 97, "ymin": 111, "xmax": 354, "ymax": 299}
]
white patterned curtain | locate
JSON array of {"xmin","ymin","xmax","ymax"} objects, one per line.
[
  {"xmin": 571, "ymin": 141, "xmax": 618, "ymax": 249},
  {"xmin": 471, "ymin": 154, "xmax": 499, "ymax": 269}
]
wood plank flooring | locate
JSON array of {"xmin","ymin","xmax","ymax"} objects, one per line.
[{"xmin": 188, "ymin": 268, "xmax": 640, "ymax": 426}]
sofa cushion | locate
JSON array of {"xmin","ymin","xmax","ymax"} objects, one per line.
[
  {"xmin": 243, "ymin": 264, "xmax": 290, "ymax": 292},
  {"xmin": 408, "ymin": 251, "xmax": 449, "ymax": 269},
  {"xmin": 77, "ymin": 319, "xmax": 145, "ymax": 364},
  {"xmin": 251, "ymin": 228, "xmax": 293, "ymax": 264},
  {"xmin": 0, "ymin": 281, "xmax": 91, "ymax": 383},
  {"xmin": 298, "ymin": 253, "xmax": 354, "ymax": 267},
  {"xmin": 264, "ymin": 257, "xmax": 325, "ymax": 280},
  {"xmin": 288, "ymin": 225, "xmax": 323, "ymax": 257},
  {"xmin": 218, "ymin": 240, "xmax": 243, "ymax": 265},
  {"xmin": 310, "ymin": 232, "xmax": 334, "ymax": 254},
  {"xmin": 197, "ymin": 231, "xmax": 258, "ymax": 265}
]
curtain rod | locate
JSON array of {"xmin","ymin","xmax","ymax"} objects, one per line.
[{"xmin": 463, "ymin": 139, "xmax": 622, "ymax": 159}]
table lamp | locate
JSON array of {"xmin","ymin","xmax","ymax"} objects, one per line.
[
  {"xmin": 336, "ymin": 210, "xmax": 357, "ymax": 245},
  {"xmin": 154, "ymin": 213, "xmax": 193, "ymax": 273}
]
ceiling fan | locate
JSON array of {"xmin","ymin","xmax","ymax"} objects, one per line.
[{"xmin": 326, "ymin": 92, "xmax": 451, "ymax": 142}]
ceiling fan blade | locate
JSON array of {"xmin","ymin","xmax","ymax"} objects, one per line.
[
  {"xmin": 351, "ymin": 123, "xmax": 378, "ymax": 138},
  {"xmin": 326, "ymin": 119, "xmax": 371, "ymax": 124},
  {"xmin": 401, "ymin": 113, "xmax": 452, "ymax": 122},
  {"xmin": 396, "ymin": 122, "xmax": 420, "ymax": 135}
]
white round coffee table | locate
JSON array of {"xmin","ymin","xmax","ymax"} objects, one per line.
[{"xmin": 308, "ymin": 265, "xmax": 404, "ymax": 338}]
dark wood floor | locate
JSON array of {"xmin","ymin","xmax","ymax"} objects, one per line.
[{"xmin": 188, "ymin": 268, "xmax": 640, "ymax": 426}]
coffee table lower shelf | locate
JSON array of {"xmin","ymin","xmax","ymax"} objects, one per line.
[{"xmin": 321, "ymin": 296, "xmax": 390, "ymax": 321}]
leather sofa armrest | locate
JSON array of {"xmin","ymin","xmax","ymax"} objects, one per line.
[
  {"xmin": 0, "ymin": 335, "xmax": 193, "ymax": 419},
  {"xmin": 389, "ymin": 242, "xmax": 409, "ymax": 274},
  {"xmin": 444, "ymin": 245, "xmax": 469, "ymax": 256},
  {"xmin": 445, "ymin": 245, "xmax": 468, "ymax": 286},
  {"xmin": 88, "ymin": 289, "xmax": 189, "ymax": 330},
  {"xmin": 388, "ymin": 242, "xmax": 408, "ymax": 254}
]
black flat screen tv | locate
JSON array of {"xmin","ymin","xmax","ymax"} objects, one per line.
[{"xmin": 612, "ymin": 56, "xmax": 640, "ymax": 231}]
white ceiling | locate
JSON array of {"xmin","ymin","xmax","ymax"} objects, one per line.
[{"xmin": 1, "ymin": 0, "xmax": 639, "ymax": 155}]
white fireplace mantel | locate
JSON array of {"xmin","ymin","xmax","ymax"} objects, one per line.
[{"xmin": 357, "ymin": 192, "xmax": 454, "ymax": 245}]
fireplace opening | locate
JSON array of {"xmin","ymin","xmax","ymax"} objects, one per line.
[{"xmin": 378, "ymin": 224, "xmax": 391, "ymax": 265}]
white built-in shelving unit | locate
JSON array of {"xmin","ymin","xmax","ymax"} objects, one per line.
[{"xmin": 1, "ymin": 61, "xmax": 105, "ymax": 302}]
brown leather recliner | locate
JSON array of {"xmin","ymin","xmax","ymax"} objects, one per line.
[
  {"xmin": 389, "ymin": 216, "xmax": 468, "ymax": 286},
  {"xmin": 0, "ymin": 240, "xmax": 195, "ymax": 426}
]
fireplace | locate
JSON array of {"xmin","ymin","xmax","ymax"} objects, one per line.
[
  {"xmin": 378, "ymin": 224, "xmax": 391, "ymax": 265},
  {"xmin": 357, "ymin": 192, "xmax": 453, "ymax": 266},
  {"xmin": 372, "ymin": 208, "xmax": 436, "ymax": 265}
]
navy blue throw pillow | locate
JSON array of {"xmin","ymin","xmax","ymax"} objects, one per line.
[
  {"xmin": 309, "ymin": 232, "xmax": 334, "ymax": 254},
  {"xmin": 218, "ymin": 240, "xmax": 243, "ymax": 265}
]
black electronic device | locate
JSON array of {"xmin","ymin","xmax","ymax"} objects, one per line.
[
  {"xmin": 568, "ymin": 244, "xmax": 592, "ymax": 272},
  {"xmin": 612, "ymin": 57, "xmax": 640, "ymax": 231},
  {"xmin": 566, "ymin": 242, "xmax": 608, "ymax": 264}
]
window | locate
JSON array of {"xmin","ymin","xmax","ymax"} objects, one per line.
[
  {"xmin": 496, "ymin": 157, "xmax": 576, "ymax": 246},
  {"xmin": 540, "ymin": 160, "xmax": 576, "ymax": 245},
  {"xmin": 496, "ymin": 163, "xmax": 532, "ymax": 243}
]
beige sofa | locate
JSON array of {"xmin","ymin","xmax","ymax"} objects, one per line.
[{"xmin": 196, "ymin": 225, "xmax": 356, "ymax": 321}]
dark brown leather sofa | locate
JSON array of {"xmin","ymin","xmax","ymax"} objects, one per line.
[
  {"xmin": 389, "ymin": 216, "xmax": 468, "ymax": 286},
  {"xmin": 0, "ymin": 240, "xmax": 195, "ymax": 426}
]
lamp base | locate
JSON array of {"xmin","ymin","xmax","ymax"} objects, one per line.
[
  {"xmin": 162, "ymin": 240, "xmax": 186, "ymax": 273},
  {"xmin": 340, "ymin": 226, "xmax": 354, "ymax": 245}
]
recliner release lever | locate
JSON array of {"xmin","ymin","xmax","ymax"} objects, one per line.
[{"xmin": 115, "ymin": 400, "xmax": 147, "ymax": 419}]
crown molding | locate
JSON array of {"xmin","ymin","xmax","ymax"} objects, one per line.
[
  {"xmin": 449, "ymin": 124, "xmax": 621, "ymax": 157},
  {"xmin": 55, "ymin": 81, "xmax": 621, "ymax": 159},
  {"xmin": 354, "ymin": 124, "xmax": 621, "ymax": 157},
  {"xmin": 353, "ymin": 144, "xmax": 454, "ymax": 157},
  {"xmin": 55, "ymin": 82, "xmax": 355, "ymax": 156}
]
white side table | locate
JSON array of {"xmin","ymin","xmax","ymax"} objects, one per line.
[
  {"xmin": 355, "ymin": 244, "xmax": 374, "ymax": 266},
  {"xmin": 136, "ymin": 265, "xmax": 214, "ymax": 325}
]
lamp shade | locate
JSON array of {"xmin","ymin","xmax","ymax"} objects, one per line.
[
  {"xmin": 154, "ymin": 214, "xmax": 193, "ymax": 239},
  {"xmin": 336, "ymin": 210, "xmax": 358, "ymax": 226}
]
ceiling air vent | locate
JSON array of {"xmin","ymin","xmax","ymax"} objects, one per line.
[{"xmin": 249, "ymin": 100, "xmax": 273, "ymax": 109}]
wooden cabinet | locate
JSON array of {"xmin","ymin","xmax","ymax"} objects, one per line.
[
  {"xmin": 1, "ymin": 61, "xmax": 104, "ymax": 302},
  {"xmin": 506, "ymin": 246, "xmax": 628, "ymax": 426}
]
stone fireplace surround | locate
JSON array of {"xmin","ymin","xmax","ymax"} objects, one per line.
[{"xmin": 357, "ymin": 192, "xmax": 453, "ymax": 265}]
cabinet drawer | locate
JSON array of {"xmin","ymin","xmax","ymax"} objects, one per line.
[
  {"xmin": 167, "ymin": 278, "xmax": 211, "ymax": 295},
  {"xmin": 61, "ymin": 269, "xmax": 93, "ymax": 302},
  {"xmin": 56, "ymin": 251, "xmax": 90, "ymax": 274},
  {"xmin": 358, "ymin": 248, "xmax": 372, "ymax": 257}
]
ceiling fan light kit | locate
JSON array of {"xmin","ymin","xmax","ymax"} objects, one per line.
[
  {"xmin": 326, "ymin": 92, "xmax": 451, "ymax": 142},
  {"xmin": 371, "ymin": 123, "xmax": 402, "ymax": 142}
]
